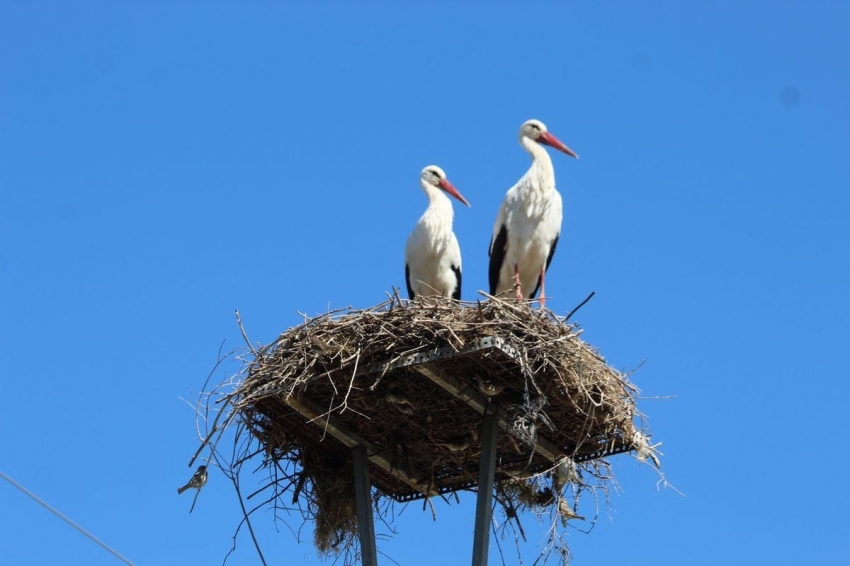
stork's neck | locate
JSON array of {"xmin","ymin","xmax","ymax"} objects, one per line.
[
  {"xmin": 520, "ymin": 135, "xmax": 556, "ymax": 194},
  {"xmin": 421, "ymin": 183, "xmax": 454, "ymax": 223}
]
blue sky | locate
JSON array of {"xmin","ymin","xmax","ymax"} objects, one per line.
[{"xmin": 1, "ymin": 2, "xmax": 848, "ymax": 565}]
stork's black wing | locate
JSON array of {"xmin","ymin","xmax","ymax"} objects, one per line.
[
  {"xmin": 450, "ymin": 265, "xmax": 462, "ymax": 301},
  {"xmin": 488, "ymin": 224, "xmax": 508, "ymax": 295},
  {"xmin": 530, "ymin": 234, "xmax": 559, "ymax": 299},
  {"xmin": 545, "ymin": 234, "xmax": 559, "ymax": 271},
  {"xmin": 405, "ymin": 264, "xmax": 415, "ymax": 300}
]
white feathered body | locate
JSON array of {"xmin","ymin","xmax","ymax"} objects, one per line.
[
  {"xmin": 405, "ymin": 191, "xmax": 462, "ymax": 299},
  {"xmin": 490, "ymin": 148, "xmax": 563, "ymax": 298}
]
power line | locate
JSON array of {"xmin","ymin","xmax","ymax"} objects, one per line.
[{"xmin": 0, "ymin": 470, "xmax": 135, "ymax": 566}]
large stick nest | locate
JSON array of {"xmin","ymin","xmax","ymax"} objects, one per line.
[{"xmin": 192, "ymin": 292, "xmax": 660, "ymax": 565}]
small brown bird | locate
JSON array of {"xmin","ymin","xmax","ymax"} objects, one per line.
[
  {"xmin": 178, "ymin": 465, "xmax": 208, "ymax": 495},
  {"xmin": 558, "ymin": 498, "xmax": 585, "ymax": 524}
]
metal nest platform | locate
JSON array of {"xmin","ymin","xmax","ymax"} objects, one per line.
[{"xmin": 252, "ymin": 334, "xmax": 635, "ymax": 502}]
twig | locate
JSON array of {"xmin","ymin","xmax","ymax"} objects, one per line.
[
  {"xmin": 234, "ymin": 310, "xmax": 257, "ymax": 355},
  {"xmin": 339, "ymin": 349, "xmax": 361, "ymax": 414},
  {"xmin": 565, "ymin": 291, "xmax": 596, "ymax": 322},
  {"xmin": 226, "ymin": 456, "xmax": 267, "ymax": 565},
  {"xmin": 189, "ymin": 488, "xmax": 201, "ymax": 514}
]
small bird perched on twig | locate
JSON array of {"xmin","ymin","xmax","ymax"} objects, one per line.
[
  {"xmin": 178, "ymin": 465, "xmax": 208, "ymax": 495},
  {"xmin": 558, "ymin": 498, "xmax": 585, "ymax": 524}
]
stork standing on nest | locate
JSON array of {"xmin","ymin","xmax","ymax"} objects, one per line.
[
  {"xmin": 488, "ymin": 119, "xmax": 578, "ymax": 308},
  {"xmin": 405, "ymin": 165, "xmax": 471, "ymax": 300}
]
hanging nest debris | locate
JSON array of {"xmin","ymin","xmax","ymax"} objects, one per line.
[{"xmin": 190, "ymin": 292, "xmax": 661, "ymax": 565}]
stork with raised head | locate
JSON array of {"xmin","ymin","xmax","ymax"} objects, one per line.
[
  {"xmin": 488, "ymin": 119, "xmax": 578, "ymax": 308},
  {"xmin": 405, "ymin": 165, "xmax": 470, "ymax": 301}
]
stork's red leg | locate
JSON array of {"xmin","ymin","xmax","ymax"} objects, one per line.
[
  {"xmin": 539, "ymin": 267, "xmax": 547, "ymax": 309},
  {"xmin": 513, "ymin": 266, "xmax": 523, "ymax": 301}
]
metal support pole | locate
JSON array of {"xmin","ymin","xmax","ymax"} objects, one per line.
[
  {"xmin": 471, "ymin": 404, "xmax": 498, "ymax": 566},
  {"xmin": 352, "ymin": 446, "xmax": 378, "ymax": 566}
]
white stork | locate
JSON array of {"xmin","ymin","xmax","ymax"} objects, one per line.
[
  {"xmin": 405, "ymin": 165, "xmax": 470, "ymax": 300},
  {"xmin": 488, "ymin": 119, "xmax": 578, "ymax": 307}
]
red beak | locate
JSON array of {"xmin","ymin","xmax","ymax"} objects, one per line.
[
  {"xmin": 538, "ymin": 131, "xmax": 579, "ymax": 159},
  {"xmin": 439, "ymin": 178, "xmax": 471, "ymax": 207}
]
